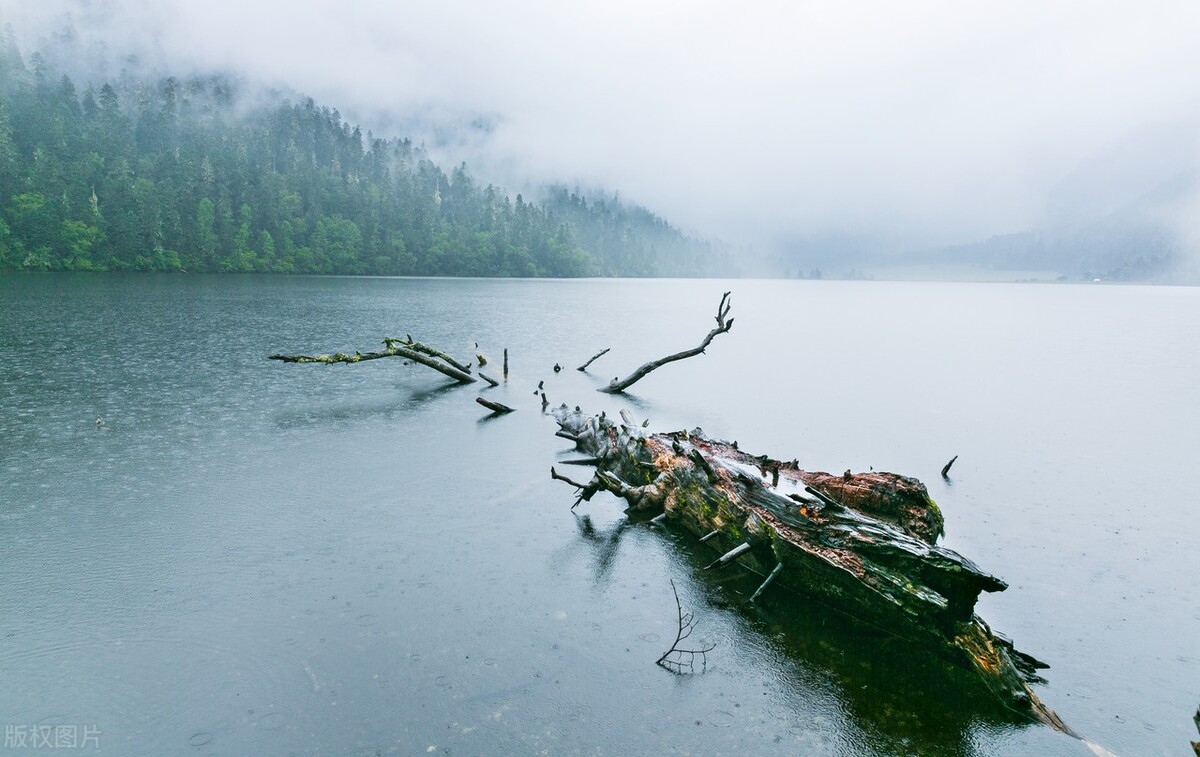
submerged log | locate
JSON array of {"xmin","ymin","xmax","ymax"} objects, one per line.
[{"xmin": 551, "ymin": 405, "xmax": 1069, "ymax": 731}]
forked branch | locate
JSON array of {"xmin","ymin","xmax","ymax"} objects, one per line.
[
  {"xmin": 550, "ymin": 466, "xmax": 604, "ymax": 509},
  {"xmin": 656, "ymin": 580, "xmax": 715, "ymax": 674},
  {"xmin": 601, "ymin": 292, "xmax": 733, "ymax": 394}
]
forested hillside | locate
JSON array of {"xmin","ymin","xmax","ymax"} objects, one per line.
[{"xmin": 0, "ymin": 31, "xmax": 729, "ymax": 276}]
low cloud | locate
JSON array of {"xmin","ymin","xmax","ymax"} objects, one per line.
[{"xmin": 5, "ymin": 0, "xmax": 1200, "ymax": 257}]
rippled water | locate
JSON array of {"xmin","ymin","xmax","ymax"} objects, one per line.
[{"xmin": 1, "ymin": 273, "xmax": 1196, "ymax": 755}]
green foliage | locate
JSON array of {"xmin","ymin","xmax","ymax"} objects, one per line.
[{"xmin": 0, "ymin": 46, "xmax": 727, "ymax": 276}]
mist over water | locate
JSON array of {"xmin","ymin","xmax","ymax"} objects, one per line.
[{"xmin": 1, "ymin": 274, "xmax": 1195, "ymax": 755}]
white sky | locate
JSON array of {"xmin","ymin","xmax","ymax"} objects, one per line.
[{"xmin": 5, "ymin": 0, "xmax": 1200, "ymax": 252}]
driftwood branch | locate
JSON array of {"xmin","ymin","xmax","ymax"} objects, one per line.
[
  {"xmin": 577, "ymin": 347, "xmax": 611, "ymax": 372},
  {"xmin": 656, "ymin": 580, "xmax": 715, "ymax": 674},
  {"xmin": 601, "ymin": 292, "xmax": 733, "ymax": 394},
  {"xmin": 390, "ymin": 336, "xmax": 472, "ymax": 373},
  {"xmin": 270, "ymin": 338, "xmax": 476, "ymax": 384},
  {"xmin": 476, "ymin": 397, "xmax": 515, "ymax": 414}
]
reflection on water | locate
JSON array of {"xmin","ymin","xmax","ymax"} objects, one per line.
[
  {"xmin": 569, "ymin": 513, "xmax": 631, "ymax": 584},
  {"xmin": 1, "ymin": 273, "xmax": 1195, "ymax": 755}
]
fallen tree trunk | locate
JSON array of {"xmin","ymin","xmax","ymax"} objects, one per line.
[
  {"xmin": 269, "ymin": 337, "xmax": 476, "ymax": 384},
  {"xmin": 551, "ymin": 405, "xmax": 1071, "ymax": 733}
]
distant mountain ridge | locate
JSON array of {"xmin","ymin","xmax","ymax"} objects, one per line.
[{"xmin": 912, "ymin": 168, "xmax": 1194, "ymax": 281}]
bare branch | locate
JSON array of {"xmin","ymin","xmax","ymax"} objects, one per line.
[
  {"xmin": 656, "ymin": 580, "xmax": 715, "ymax": 674},
  {"xmin": 271, "ymin": 338, "xmax": 476, "ymax": 384},
  {"xmin": 601, "ymin": 292, "xmax": 734, "ymax": 394},
  {"xmin": 550, "ymin": 466, "xmax": 592, "ymax": 490},
  {"xmin": 577, "ymin": 347, "xmax": 611, "ymax": 372},
  {"xmin": 550, "ymin": 466, "xmax": 605, "ymax": 509},
  {"xmin": 389, "ymin": 336, "xmax": 472, "ymax": 373}
]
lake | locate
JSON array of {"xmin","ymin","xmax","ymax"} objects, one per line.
[{"xmin": 0, "ymin": 273, "xmax": 1195, "ymax": 755}]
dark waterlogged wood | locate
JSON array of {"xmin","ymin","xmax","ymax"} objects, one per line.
[
  {"xmin": 550, "ymin": 466, "xmax": 604, "ymax": 509},
  {"xmin": 475, "ymin": 397, "xmax": 515, "ymax": 414},
  {"xmin": 550, "ymin": 405, "xmax": 1071, "ymax": 732},
  {"xmin": 601, "ymin": 292, "xmax": 734, "ymax": 394},
  {"xmin": 270, "ymin": 337, "xmax": 476, "ymax": 384},
  {"xmin": 942, "ymin": 455, "xmax": 958, "ymax": 479}
]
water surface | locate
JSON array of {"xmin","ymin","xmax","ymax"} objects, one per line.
[{"xmin": 1, "ymin": 274, "xmax": 1195, "ymax": 755}]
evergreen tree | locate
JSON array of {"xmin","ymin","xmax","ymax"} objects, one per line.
[{"xmin": 0, "ymin": 41, "xmax": 730, "ymax": 277}]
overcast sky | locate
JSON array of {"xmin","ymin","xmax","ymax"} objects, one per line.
[{"xmin": 5, "ymin": 0, "xmax": 1200, "ymax": 253}]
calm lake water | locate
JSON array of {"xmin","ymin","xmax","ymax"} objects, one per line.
[{"xmin": 0, "ymin": 273, "xmax": 1196, "ymax": 756}]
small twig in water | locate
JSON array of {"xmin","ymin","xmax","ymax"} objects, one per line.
[{"xmin": 656, "ymin": 580, "xmax": 715, "ymax": 674}]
